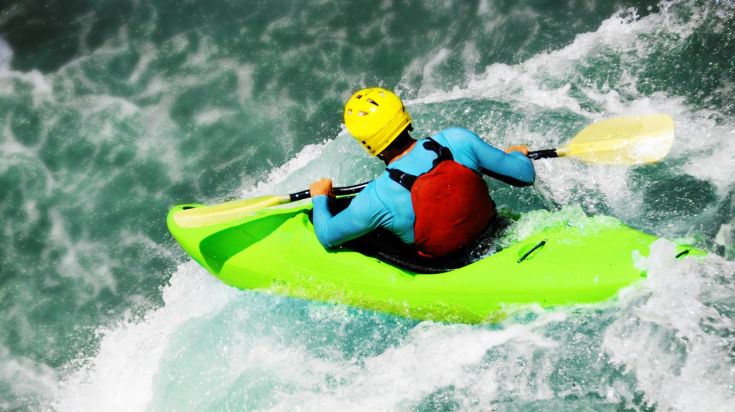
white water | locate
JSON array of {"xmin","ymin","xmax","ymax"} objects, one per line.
[
  {"xmin": 53, "ymin": 242, "xmax": 734, "ymax": 410},
  {"xmin": 42, "ymin": 2, "xmax": 735, "ymax": 410}
]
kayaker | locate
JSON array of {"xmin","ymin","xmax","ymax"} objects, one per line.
[{"xmin": 309, "ymin": 87, "xmax": 535, "ymax": 258}]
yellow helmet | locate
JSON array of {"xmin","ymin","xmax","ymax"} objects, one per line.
[{"xmin": 343, "ymin": 87, "xmax": 412, "ymax": 156}]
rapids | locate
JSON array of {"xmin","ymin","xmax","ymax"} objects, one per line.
[{"xmin": 1, "ymin": 1, "xmax": 733, "ymax": 410}]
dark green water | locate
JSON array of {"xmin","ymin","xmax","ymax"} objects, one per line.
[{"xmin": 1, "ymin": 0, "xmax": 734, "ymax": 410}]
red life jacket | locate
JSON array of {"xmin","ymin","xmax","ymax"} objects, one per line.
[{"xmin": 387, "ymin": 138, "xmax": 496, "ymax": 258}]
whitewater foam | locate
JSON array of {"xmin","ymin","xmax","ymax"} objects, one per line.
[
  {"xmin": 55, "ymin": 263, "xmax": 238, "ymax": 411},
  {"xmin": 604, "ymin": 240, "xmax": 735, "ymax": 411}
]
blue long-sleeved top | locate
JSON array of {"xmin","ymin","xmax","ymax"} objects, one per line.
[{"xmin": 312, "ymin": 127, "xmax": 535, "ymax": 248}]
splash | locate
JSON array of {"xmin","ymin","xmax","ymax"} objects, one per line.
[
  {"xmin": 604, "ymin": 240, "xmax": 735, "ymax": 411},
  {"xmin": 55, "ymin": 263, "xmax": 238, "ymax": 410}
]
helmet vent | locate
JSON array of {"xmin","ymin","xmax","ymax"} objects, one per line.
[
  {"xmin": 366, "ymin": 98, "xmax": 379, "ymax": 106},
  {"xmin": 358, "ymin": 111, "xmax": 368, "ymax": 116}
]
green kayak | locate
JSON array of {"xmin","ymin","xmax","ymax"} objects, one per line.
[{"xmin": 167, "ymin": 202, "xmax": 697, "ymax": 323}]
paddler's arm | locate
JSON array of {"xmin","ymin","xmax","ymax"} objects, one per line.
[
  {"xmin": 309, "ymin": 179, "xmax": 387, "ymax": 248},
  {"xmin": 472, "ymin": 136, "xmax": 535, "ymax": 187},
  {"xmin": 440, "ymin": 127, "xmax": 535, "ymax": 187}
]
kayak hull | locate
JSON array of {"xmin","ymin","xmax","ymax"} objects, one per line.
[{"xmin": 166, "ymin": 203, "xmax": 690, "ymax": 323}]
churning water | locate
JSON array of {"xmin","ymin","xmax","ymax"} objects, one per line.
[{"xmin": 1, "ymin": 0, "xmax": 734, "ymax": 410}]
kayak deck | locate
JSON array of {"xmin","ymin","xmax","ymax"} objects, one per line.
[{"xmin": 167, "ymin": 203, "xmax": 693, "ymax": 323}]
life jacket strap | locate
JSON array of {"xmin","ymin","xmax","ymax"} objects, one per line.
[
  {"xmin": 387, "ymin": 168, "xmax": 417, "ymax": 190},
  {"xmin": 422, "ymin": 137, "xmax": 453, "ymax": 166},
  {"xmin": 386, "ymin": 137, "xmax": 452, "ymax": 190}
]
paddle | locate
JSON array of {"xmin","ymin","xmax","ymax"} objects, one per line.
[
  {"xmin": 527, "ymin": 114, "xmax": 674, "ymax": 163},
  {"xmin": 172, "ymin": 114, "xmax": 674, "ymax": 228}
]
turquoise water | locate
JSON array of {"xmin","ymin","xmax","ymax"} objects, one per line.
[{"xmin": 1, "ymin": 0, "xmax": 734, "ymax": 410}]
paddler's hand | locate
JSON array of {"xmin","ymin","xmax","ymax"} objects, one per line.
[
  {"xmin": 309, "ymin": 178, "xmax": 334, "ymax": 198},
  {"xmin": 504, "ymin": 144, "xmax": 529, "ymax": 156}
]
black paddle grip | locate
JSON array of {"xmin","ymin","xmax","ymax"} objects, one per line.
[
  {"xmin": 289, "ymin": 181, "xmax": 370, "ymax": 202},
  {"xmin": 527, "ymin": 149, "xmax": 558, "ymax": 160}
]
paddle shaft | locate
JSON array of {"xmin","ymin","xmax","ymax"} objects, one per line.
[
  {"xmin": 173, "ymin": 115, "xmax": 673, "ymax": 228},
  {"xmin": 257, "ymin": 115, "xmax": 674, "ymax": 202},
  {"xmin": 286, "ymin": 113, "xmax": 676, "ymax": 201},
  {"xmin": 288, "ymin": 150, "xmax": 557, "ymax": 201}
]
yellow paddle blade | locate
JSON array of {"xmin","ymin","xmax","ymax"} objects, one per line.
[
  {"xmin": 172, "ymin": 195, "xmax": 291, "ymax": 228},
  {"xmin": 557, "ymin": 114, "xmax": 675, "ymax": 165}
]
